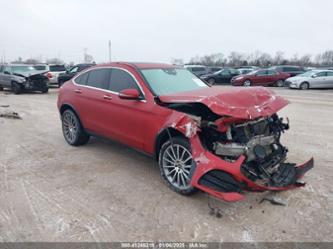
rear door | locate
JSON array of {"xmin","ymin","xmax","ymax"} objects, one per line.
[
  {"xmin": 253, "ymin": 70, "xmax": 270, "ymax": 85},
  {"xmin": 266, "ymin": 69, "xmax": 279, "ymax": 84},
  {"xmin": 1, "ymin": 66, "xmax": 13, "ymax": 87},
  {"xmin": 72, "ymin": 68, "xmax": 111, "ymax": 135},
  {"xmin": 323, "ymin": 71, "xmax": 333, "ymax": 88},
  {"xmin": 312, "ymin": 71, "xmax": 327, "ymax": 88}
]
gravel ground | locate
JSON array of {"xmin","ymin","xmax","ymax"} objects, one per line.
[{"xmin": 0, "ymin": 87, "xmax": 332, "ymax": 242}]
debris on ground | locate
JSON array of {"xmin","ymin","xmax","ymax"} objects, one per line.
[
  {"xmin": 0, "ymin": 111, "xmax": 21, "ymax": 119},
  {"xmin": 260, "ymin": 196, "xmax": 287, "ymax": 206},
  {"xmin": 207, "ymin": 195, "xmax": 223, "ymax": 218}
]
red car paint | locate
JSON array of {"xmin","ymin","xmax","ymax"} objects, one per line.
[
  {"xmin": 231, "ymin": 69, "xmax": 290, "ymax": 86},
  {"xmin": 159, "ymin": 86, "xmax": 289, "ymax": 120},
  {"xmin": 58, "ymin": 62, "xmax": 313, "ymax": 202}
]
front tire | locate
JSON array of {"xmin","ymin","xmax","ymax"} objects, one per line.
[
  {"xmin": 300, "ymin": 82, "xmax": 309, "ymax": 90},
  {"xmin": 61, "ymin": 109, "xmax": 90, "ymax": 146},
  {"xmin": 0, "ymin": 86, "xmax": 3, "ymax": 91},
  {"xmin": 159, "ymin": 137, "xmax": 197, "ymax": 195},
  {"xmin": 243, "ymin": 80, "xmax": 252, "ymax": 87}
]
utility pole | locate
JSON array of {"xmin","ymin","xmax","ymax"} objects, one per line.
[{"xmin": 108, "ymin": 40, "xmax": 111, "ymax": 62}]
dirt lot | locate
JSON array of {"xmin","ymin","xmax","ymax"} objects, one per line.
[{"xmin": 0, "ymin": 87, "xmax": 332, "ymax": 242}]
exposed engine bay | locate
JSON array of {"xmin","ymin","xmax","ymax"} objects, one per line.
[
  {"xmin": 163, "ymin": 102, "xmax": 300, "ymax": 188},
  {"xmin": 200, "ymin": 114, "xmax": 294, "ymax": 187}
]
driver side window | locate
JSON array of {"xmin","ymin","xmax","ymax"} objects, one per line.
[
  {"xmin": 109, "ymin": 68, "xmax": 141, "ymax": 94},
  {"xmin": 256, "ymin": 70, "xmax": 267, "ymax": 76},
  {"xmin": 220, "ymin": 70, "xmax": 230, "ymax": 76}
]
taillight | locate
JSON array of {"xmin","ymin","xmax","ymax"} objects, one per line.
[{"xmin": 46, "ymin": 72, "xmax": 53, "ymax": 78}]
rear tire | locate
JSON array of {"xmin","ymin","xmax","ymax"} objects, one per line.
[
  {"xmin": 61, "ymin": 109, "xmax": 90, "ymax": 146},
  {"xmin": 12, "ymin": 82, "xmax": 22, "ymax": 94},
  {"xmin": 300, "ymin": 82, "xmax": 309, "ymax": 90},
  {"xmin": 159, "ymin": 136, "xmax": 197, "ymax": 196},
  {"xmin": 207, "ymin": 78, "xmax": 216, "ymax": 85},
  {"xmin": 276, "ymin": 80, "xmax": 284, "ymax": 87},
  {"xmin": 41, "ymin": 86, "xmax": 49, "ymax": 93}
]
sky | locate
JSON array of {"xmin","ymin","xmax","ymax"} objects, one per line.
[{"xmin": 0, "ymin": 0, "xmax": 332, "ymax": 64}]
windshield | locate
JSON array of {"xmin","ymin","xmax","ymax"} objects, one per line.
[
  {"xmin": 11, "ymin": 66, "xmax": 36, "ymax": 74},
  {"xmin": 141, "ymin": 68, "xmax": 208, "ymax": 95}
]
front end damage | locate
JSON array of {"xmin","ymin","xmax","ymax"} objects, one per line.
[
  {"xmin": 158, "ymin": 87, "xmax": 314, "ymax": 202},
  {"xmin": 14, "ymin": 73, "xmax": 49, "ymax": 91}
]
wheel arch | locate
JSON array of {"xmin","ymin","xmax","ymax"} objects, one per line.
[
  {"xmin": 59, "ymin": 103, "xmax": 83, "ymax": 123},
  {"xmin": 154, "ymin": 127, "xmax": 186, "ymax": 161},
  {"xmin": 300, "ymin": 81, "xmax": 310, "ymax": 88}
]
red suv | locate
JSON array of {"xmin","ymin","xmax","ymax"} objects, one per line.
[
  {"xmin": 57, "ymin": 62, "xmax": 313, "ymax": 202},
  {"xmin": 231, "ymin": 69, "xmax": 290, "ymax": 87}
]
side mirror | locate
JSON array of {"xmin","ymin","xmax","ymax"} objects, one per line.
[
  {"xmin": 312, "ymin": 74, "xmax": 317, "ymax": 78},
  {"xmin": 4, "ymin": 71, "xmax": 11, "ymax": 75},
  {"xmin": 119, "ymin": 88, "xmax": 141, "ymax": 100}
]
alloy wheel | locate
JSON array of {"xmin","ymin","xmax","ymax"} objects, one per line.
[
  {"xmin": 62, "ymin": 111, "xmax": 79, "ymax": 144},
  {"xmin": 243, "ymin": 80, "xmax": 251, "ymax": 87},
  {"xmin": 162, "ymin": 143, "xmax": 193, "ymax": 190}
]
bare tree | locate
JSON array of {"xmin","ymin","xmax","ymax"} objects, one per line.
[{"xmin": 46, "ymin": 58, "xmax": 64, "ymax": 64}]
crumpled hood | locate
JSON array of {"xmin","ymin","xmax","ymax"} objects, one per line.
[
  {"xmin": 159, "ymin": 86, "xmax": 289, "ymax": 119},
  {"xmin": 13, "ymin": 70, "xmax": 48, "ymax": 78}
]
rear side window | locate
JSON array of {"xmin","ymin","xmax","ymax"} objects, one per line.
[
  {"xmin": 75, "ymin": 72, "xmax": 89, "ymax": 85},
  {"xmin": 86, "ymin": 69, "xmax": 110, "ymax": 89},
  {"xmin": 49, "ymin": 65, "xmax": 66, "ymax": 72},
  {"xmin": 267, "ymin": 70, "xmax": 277, "ymax": 75},
  {"xmin": 109, "ymin": 68, "xmax": 139, "ymax": 92}
]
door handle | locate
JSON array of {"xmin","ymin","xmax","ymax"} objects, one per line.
[
  {"xmin": 103, "ymin": 95, "xmax": 112, "ymax": 100},
  {"xmin": 75, "ymin": 89, "xmax": 82, "ymax": 94}
]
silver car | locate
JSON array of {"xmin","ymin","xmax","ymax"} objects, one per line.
[
  {"xmin": 0, "ymin": 64, "xmax": 49, "ymax": 94},
  {"xmin": 287, "ymin": 70, "xmax": 333, "ymax": 89}
]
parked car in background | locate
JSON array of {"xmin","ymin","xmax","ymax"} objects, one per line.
[
  {"xmin": 184, "ymin": 65, "xmax": 210, "ymax": 76},
  {"xmin": 44, "ymin": 64, "xmax": 67, "ymax": 85},
  {"xmin": 58, "ymin": 63, "xmax": 95, "ymax": 87},
  {"xmin": 57, "ymin": 62, "xmax": 313, "ymax": 202},
  {"xmin": 287, "ymin": 70, "xmax": 333, "ymax": 89},
  {"xmin": 200, "ymin": 68, "xmax": 240, "ymax": 84},
  {"xmin": 208, "ymin": 66, "xmax": 223, "ymax": 73},
  {"xmin": 270, "ymin": 65, "xmax": 305, "ymax": 77},
  {"xmin": 231, "ymin": 69, "xmax": 290, "ymax": 87},
  {"xmin": 0, "ymin": 64, "xmax": 49, "ymax": 94}
]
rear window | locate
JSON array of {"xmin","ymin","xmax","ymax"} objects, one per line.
[{"xmin": 49, "ymin": 65, "xmax": 66, "ymax": 72}]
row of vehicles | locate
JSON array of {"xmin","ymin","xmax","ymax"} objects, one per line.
[
  {"xmin": 0, "ymin": 63, "xmax": 95, "ymax": 94},
  {"xmin": 187, "ymin": 65, "xmax": 333, "ymax": 89}
]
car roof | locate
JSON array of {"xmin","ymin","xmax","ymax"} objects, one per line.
[{"xmin": 97, "ymin": 62, "xmax": 178, "ymax": 70}]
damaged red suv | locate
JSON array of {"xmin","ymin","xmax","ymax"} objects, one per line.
[{"xmin": 57, "ymin": 62, "xmax": 313, "ymax": 202}]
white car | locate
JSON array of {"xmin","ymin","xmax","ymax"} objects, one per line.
[
  {"xmin": 34, "ymin": 64, "xmax": 67, "ymax": 85},
  {"xmin": 287, "ymin": 70, "xmax": 333, "ymax": 89}
]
